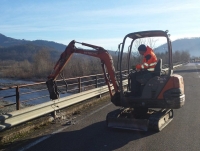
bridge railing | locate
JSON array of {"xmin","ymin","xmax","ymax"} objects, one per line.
[{"xmin": 0, "ymin": 70, "xmax": 128, "ymax": 111}]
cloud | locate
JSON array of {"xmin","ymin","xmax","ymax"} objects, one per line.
[
  {"xmin": 0, "ymin": 22, "xmax": 146, "ymax": 33},
  {"xmin": 79, "ymin": 2, "xmax": 200, "ymax": 18}
]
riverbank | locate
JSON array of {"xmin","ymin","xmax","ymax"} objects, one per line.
[{"xmin": 0, "ymin": 78, "xmax": 41, "ymax": 87}]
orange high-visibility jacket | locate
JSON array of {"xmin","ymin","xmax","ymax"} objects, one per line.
[{"xmin": 136, "ymin": 46, "xmax": 157, "ymax": 71}]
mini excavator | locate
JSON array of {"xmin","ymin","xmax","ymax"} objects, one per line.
[{"xmin": 46, "ymin": 30, "xmax": 185, "ymax": 131}]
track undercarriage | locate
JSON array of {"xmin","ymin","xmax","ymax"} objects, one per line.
[{"xmin": 106, "ymin": 108, "xmax": 173, "ymax": 132}]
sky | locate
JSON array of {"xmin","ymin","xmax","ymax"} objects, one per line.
[{"xmin": 1, "ymin": 0, "xmax": 200, "ymax": 50}]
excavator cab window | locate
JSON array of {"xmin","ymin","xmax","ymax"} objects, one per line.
[{"xmin": 119, "ymin": 30, "xmax": 172, "ymax": 98}]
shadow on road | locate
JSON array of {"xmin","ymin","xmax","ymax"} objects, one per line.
[{"xmin": 2, "ymin": 121, "xmax": 156, "ymax": 151}]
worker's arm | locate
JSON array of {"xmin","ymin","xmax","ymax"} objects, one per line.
[{"xmin": 135, "ymin": 54, "xmax": 157, "ymax": 71}]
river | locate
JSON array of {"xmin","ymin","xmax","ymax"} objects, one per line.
[{"xmin": 0, "ymin": 78, "xmax": 71, "ymax": 105}]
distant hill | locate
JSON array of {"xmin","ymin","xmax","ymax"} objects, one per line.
[
  {"xmin": 155, "ymin": 37, "xmax": 200, "ymax": 56},
  {"xmin": 0, "ymin": 33, "xmax": 67, "ymax": 62},
  {"xmin": 0, "ymin": 43, "xmax": 60, "ymax": 62},
  {"xmin": 0, "ymin": 33, "xmax": 200, "ymax": 62},
  {"xmin": 0, "ymin": 33, "xmax": 66, "ymax": 51},
  {"xmin": 0, "ymin": 33, "xmax": 119, "ymax": 62}
]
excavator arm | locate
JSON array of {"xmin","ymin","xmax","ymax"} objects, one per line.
[{"xmin": 46, "ymin": 40, "xmax": 119, "ymax": 100}]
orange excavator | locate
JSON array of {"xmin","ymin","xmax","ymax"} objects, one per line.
[{"xmin": 46, "ymin": 30, "xmax": 185, "ymax": 131}]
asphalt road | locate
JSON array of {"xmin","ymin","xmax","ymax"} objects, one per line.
[{"xmin": 6, "ymin": 63, "xmax": 200, "ymax": 151}]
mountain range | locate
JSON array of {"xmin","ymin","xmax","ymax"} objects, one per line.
[
  {"xmin": 0, "ymin": 33, "xmax": 200, "ymax": 62},
  {"xmin": 155, "ymin": 37, "xmax": 200, "ymax": 56},
  {"xmin": 0, "ymin": 33, "xmax": 66, "ymax": 51}
]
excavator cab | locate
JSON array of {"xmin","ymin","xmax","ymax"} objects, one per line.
[
  {"xmin": 107, "ymin": 30, "xmax": 185, "ymax": 131},
  {"xmin": 110, "ymin": 30, "xmax": 185, "ymax": 108}
]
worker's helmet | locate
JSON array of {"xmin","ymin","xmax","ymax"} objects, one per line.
[{"xmin": 138, "ymin": 44, "xmax": 147, "ymax": 52}]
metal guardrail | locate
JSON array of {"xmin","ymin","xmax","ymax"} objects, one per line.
[
  {"xmin": 0, "ymin": 63, "xmax": 184, "ymax": 131},
  {"xmin": 0, "ymin": 80, "xmax": 128, "ymax": 130}
]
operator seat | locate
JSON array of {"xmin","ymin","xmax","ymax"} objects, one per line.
[
  {"xmin": 153, "ymin": 59, "xmax": 162, "ymax": 76},
  {"xmin": 136, "ymin": 59, "xmax": 162, "ymax": 85},
  {"xmin": 128, "ymin": 59, "xmax": 163, "ymax": 97},
  {"xmin": 137, "ymin": 59, "xmax": 163, "ymax": 97}
]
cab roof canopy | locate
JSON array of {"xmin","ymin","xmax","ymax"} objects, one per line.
[{"xmin": 126, "ymin": 30, "xmax": 169, "ymax": 40}]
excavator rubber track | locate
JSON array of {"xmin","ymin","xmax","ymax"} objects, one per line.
[
  {"xmin": 106, "ymin": 108, "xmax": 173, "ymax": 132},
  {"xmin": 106, "ymin": 108, "xmax": 149, "ymax": 131},
  {"xmin": 148, "ymin": 109, "xmax": 173, "ymax": 131}
]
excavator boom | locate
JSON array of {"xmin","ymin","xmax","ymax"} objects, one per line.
[{"xmin": 46, "ymin": 40, "xmax": 119, "ymax": 100}]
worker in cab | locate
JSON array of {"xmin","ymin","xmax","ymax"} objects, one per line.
[{"xmin": 130, "ymin": 44, "xmax": 158, "ymax": 97}]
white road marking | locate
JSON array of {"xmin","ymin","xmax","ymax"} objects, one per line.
[
  {"xmin": 185, "ymin": 63, "xmax": 196, "ymax": 66},
  {"xmin": 193, "ymin": 64, "xmax": 200, "ymax": 78},
  {"xmin": 18, "ymin": 102, "xmax": 112, "ymax": 151}
]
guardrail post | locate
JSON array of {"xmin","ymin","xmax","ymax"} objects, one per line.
[
  {"xmin": 16, "ymin": 86, "xmax": 20, "ymax": 110},
  {"xmin": 95, "ymin": 75, "xmax": 102, "ymax": 98},
  {"xmin": 96, "ymin": 75, "xmax": 98, "ymax": 88},
  {"xmin": 78, "ymin": 77, "xmax": 81, "ymax": 92},
  {"xmin": 116, "ymin": 72, "xmax": 119, "ymax": 80}
]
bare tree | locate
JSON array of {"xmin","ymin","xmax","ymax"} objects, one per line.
[
  {"xmin": 147, "ymin": 38, "xmax": 158, "ymax": 49},
  {"xmin": 32, "ymin": 48, "xmax": 52, "ymax": 78},
  {"xmin": 133, "ymin": 37, "xmax": 158, "ymax": 50}
]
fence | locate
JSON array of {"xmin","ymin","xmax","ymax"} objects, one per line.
[{"xmin": 0, "ymin": 70, "xmax": 128, "ymax": 111}]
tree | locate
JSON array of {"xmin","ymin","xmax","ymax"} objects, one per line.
[{"xmin": 32, "ymin": 48, "xmax": 53, "ymax": 78}]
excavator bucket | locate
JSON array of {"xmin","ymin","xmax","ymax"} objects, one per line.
[
  {"xmin": 106, "ymin": 108, "xmax": 149, "ymax": 131},
  {"xmin": 46, "ymin": 79, "xmax": 59, "ymax": 100}
]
